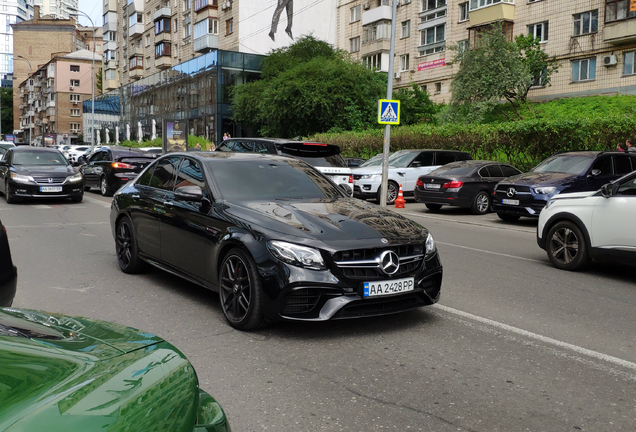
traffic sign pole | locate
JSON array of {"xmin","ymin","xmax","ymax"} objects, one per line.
[{"xmin": 379, "ymin": 0, "xmax": 398, "ymax": 208}]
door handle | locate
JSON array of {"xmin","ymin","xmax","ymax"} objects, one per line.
[
  {"xmin": 163, "ymin": 200, "xmax": 174, "ymax": 207},
  {"xmin": 131, "ymin": 194, "xmax": 140, "ymax": 200}
]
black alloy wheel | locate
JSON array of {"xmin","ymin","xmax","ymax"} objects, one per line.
[
  {"xmin": 546, "ymin": 221, "xmax": 589, "ymax": 271},
  {"xmin": 471, "ymin": 191, "xmax": 491, "ymax": 215},
  {"xmin": 378, "ymin": 181, "xmax": 399, "ymax": 205},
  {"xmin": 4, "ymin": 180, "xmax": 14, "ymax": 204},
  {"xmin": 497, "ymin": 213, "xmax": 520, "ymax": 222},
  {"xmin": 219, "ymin": 248, "xmax": 265, "ymax": 330},
  {"xmin": 425, "ymin": 204, "xmax": 443, "ymax": 212},
  {"xmin": 100, "ymin": 176, "xmax": 113, "ymax": 197},
  {"xmin": 115, "ymin": 217, "xmax": 145, "ymax": 274}
]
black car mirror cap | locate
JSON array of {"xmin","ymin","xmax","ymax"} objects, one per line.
[
  {"xmin": 339, "ymin": 183, "xmax": 353, "ymax": 196},
  {"xmin": 175, "ymin": 185, "xmax": 204, "ymax": 202}
]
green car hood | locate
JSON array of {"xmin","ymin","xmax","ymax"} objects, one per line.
[{"xmin": 0, "ymin": 308, "xmax": 205, "ymax": 432}]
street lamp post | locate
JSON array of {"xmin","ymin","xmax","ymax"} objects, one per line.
[
  {"xmin": 69, "ymin": 8, "xmax": 96, "ymax": 152},
  {"xmin": 13, "ymin": 55, "xmax": 32, "ymax": 145}
]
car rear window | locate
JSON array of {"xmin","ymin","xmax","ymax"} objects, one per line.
[
  {"xmin": 432, "ymin": 164, "xmax": 476, "ymax": 176},
  {"xmin": 280, "ymin": 143, "xmax": 347, "ymax": 167}
]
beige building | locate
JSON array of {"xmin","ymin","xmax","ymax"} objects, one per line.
[
  {"xmin": 103, "ymin": 0, "xmax": 220, "ymax": 92},
  {"xmin": 338, "ymin": 0, "xmax": 636, "ymax": 103}
]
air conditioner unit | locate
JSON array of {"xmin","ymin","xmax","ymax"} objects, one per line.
[
  {"xmin": 69, "ymin": 86, "xmax": 75, "ymax": 91},
  {"xmin": 73, "ymin": 102, "xmax": 78, "ymax": 105},
  {"xmin": 394, "ymin": 72, "xmax": 401, "ymax": 79},
  {"xmin": 603, "ymin": 55, "xmax": 617, "ymax": 66},
  {"xmin": 363, "ymin": 2, "xmax": 370, "ymax": 10}
]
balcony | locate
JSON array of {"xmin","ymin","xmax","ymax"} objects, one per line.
[
  {"xmin": 129, "ymin": 68, "xmax": 144, "ymax": 79},
  {"xmin": 361, "ymin": 39, "xmax": 390, "ymax": 56},
  {"xmin": 127, "ymin": 0, "xmax": 143, "ymax": 15},
  {"xmin": 362, "ymin": 5, "xmax": 391, "ymax": 26},
  {"xmin": 156, "ymin": 31, "xmax": 172, "ymax": 43},
  {"xmin": 604, "ymin": 19, "xmax": 636, "ymax": 45},
  {"xmin": 104, "ymin": 20, "xmax": 118, "ymax": 33},
  {"xmin": 154, "ymin": 7, "xmax": 172, "ymax": 20},
  {"xmin": 131, "ymin": 46, "xmax": 144, "ymax": 56},
  {"xmin": 129, "ymin": 22, "xmax": 144, "ymax": 38},
  {"xmin": 155, "ymin": 56, "xmax": 172, "ymax": 69},
  {"xmin": 104, "ymin": 40, "xmax": 117, "ymax": 52},
  {"xmin": 469, "ymin": 2, "xmax": 515, "ymax": 27},
  {"xmin": 195, "ymin": 0, "xmax": 218, "ymax": 13},
  {"xmin": 194, "ymin": 34, "xmax": 218, "ymax": 52},
  {"xmin": 48, "ymin": 100, "xmax": 55, "ymax": 108},
  {"xmin": 104, "ymin": 79, "xmax": 119, "ymax": 92}
]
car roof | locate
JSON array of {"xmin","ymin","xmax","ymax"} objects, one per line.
[
  {"xmin": 166, "ymin": 151, "xmax": 305, "ymax": 164},
  {"xmin": 441, "ymin": 160, "xmax": 508, "ymax": 167},
  {"xmin": 224, "ymin": 137, "xmax": 323, "ymax": 145},
  {"xmin": 104, "ymin": 146, "xmax": 147, "ymax": 156},
  {"xmin": 11, "ymin": 146, "xmax": 61, "ymax": 153}
]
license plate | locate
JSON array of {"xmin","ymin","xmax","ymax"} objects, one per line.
[
  {"xmin": 363, "ymin": 277, "xmax": 414, "ymax": 298},
  {"xmin": 425, "ymin": 183, "xmax": 441, "ymax": 189},
  {"xmin": 502, "ymin": 199, "xmax": 519, "ymax": 205},
  {"xmin": 40, "ymin": 186, "xmax": 62, "ymax": 192}
]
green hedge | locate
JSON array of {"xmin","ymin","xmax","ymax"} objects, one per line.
[{"xmin": 310, "ymin": 116, "xmax": 636, "ymax": 171}]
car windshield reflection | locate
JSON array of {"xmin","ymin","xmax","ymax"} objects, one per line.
[{"xmin": 533, "ymin": 155, "xmax": 591, "ymax": 174}]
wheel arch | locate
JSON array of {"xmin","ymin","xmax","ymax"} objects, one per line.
[{"xmin": 541, "ymin": 212, "xmax": 592, "ymax": 253}]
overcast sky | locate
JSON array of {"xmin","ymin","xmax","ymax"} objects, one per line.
[{"xmin": 77, "ymin": 0, "xmax": 102, "ymax": 27}]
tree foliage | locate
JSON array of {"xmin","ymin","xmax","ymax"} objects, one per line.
[
  {"xmin": 231, "ymin": 36, "xmax": 386, "ymax": 137},
  {"xmin": 96, "ymin": 68, "xmax": 103, "ymax": 95},
  {"xmin": 392, "ymin": 84, "xmax": 440, "ymax": 125},
  {"xmin": 447, "ymin": 24, "xmax": 559, "ymax": 123},
  {"xmin": 1, "ymin": 88, "xmax": 12, "ymax": 138}
]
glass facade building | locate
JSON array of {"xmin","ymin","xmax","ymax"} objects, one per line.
[{"xmin": 85, "ymin": 49, "xmax": 264, "ymax": 146}]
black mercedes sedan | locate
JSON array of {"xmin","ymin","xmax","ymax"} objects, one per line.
[
  {"xmin": 0, "ymin": 147, "xmax": 84, "ymax": 203},
  {"xmin": 0, "ymin": 216, "xmax": 17, "ymax": 307},
  {"xmin": 414, "ymin": 160, "xmax": 522, "ymax": 215},
  {"xmin": 110, "ymin": 153, "xmax": 443, "ymax": 330},
  {"xmin": 80, "ymin": 146, "xmax": 155, "ymax": 197}
]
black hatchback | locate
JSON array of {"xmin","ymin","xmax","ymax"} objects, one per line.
[
  {"xmin": 493, "ymin": 151, "xmax": 636, "ymax": 221},
  {"xmin": 80, "ymin": 146, "xmax": 155, "ymax": 196}
]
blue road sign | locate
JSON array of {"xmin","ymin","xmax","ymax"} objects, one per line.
[{"xmin": 378, "ymin": 100, "xmax": 400, "ymax": 125}]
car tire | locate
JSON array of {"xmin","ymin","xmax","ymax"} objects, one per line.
[
  {"xmin": 471, "ymin": 191, "xmax": 491, "ymax": 215},
  {"xmin": 425, "ymin": 204, "xmax": 443, "ymax": 212},
  {"xmin": 546, "ymin": 221, "xmax": 590, "ymax": 271},
  {"xmin": 4, "ymin": 181, "xmax": 14, "ymax": 204},
  {"xmin": 497, "ymin": 213, "xmax": 520, "ymax": 222},
  {"xmin": 378, "ymin": 181, "xmax": 399, "ymax": 205},
  {"xmin": 219, "ymin": 248, "xmax": 266, "ymax": 331},
  {"xmin": 71, "ymin": 193, "xmax": 83, "ymax": 203},
  {"xmin": 115, "ymin": 216, "xmax": 146, "ymax": 274},
  {"xmin": 100, "ymin": 176, "xmax": 113, "ymax": 197}
]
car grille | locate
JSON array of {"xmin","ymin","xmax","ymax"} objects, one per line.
[
  {"xmin": 332, "ymin": 245, "xmax": 424, "ymax": 280},
  {"xmin": 495, "ymin": 184, "xmax": 531, "ymax": 193},
  {"xmin": 282, "ymin": 289, "xmax": 322, "ymax": 314},
  {"xmin": 32, "ymin": 175, "xmax": 67, "ymax": 185}
]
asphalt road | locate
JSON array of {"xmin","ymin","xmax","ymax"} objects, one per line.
[{"xmin": 2, "ymin": 194, "xmax": 635, "ymax": 431}]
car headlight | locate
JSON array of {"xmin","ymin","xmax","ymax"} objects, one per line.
[
  {"xmin": 533, "ymin": 186, "xmax": 557, "ymax": 195},
  {"xmin": 425, "ymin": 233, "xmax": 436, "ymax": 258},
  {"xmin": 10, "ymin": 172, "xmax": 35, "ymax": 184},
  {"xmin": 360, "ymin": 174, "xmax": 380, "ymax": 180},
  {"xmin": 65, "ymin": 173, "xmax": 83, "ymax": 183},
  {"xmin": 267, "ymin": 240, "xmax": 326, "ymax": 270}
]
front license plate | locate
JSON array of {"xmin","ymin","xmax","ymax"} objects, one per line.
[
  {"xmin": 40, "ymin": 186, "xmax": 62, "ymax": 192},
  {"xmin": 425, "ymin": 183, "xmax": 441, "ymax": 189},
  {"xmin": 363, "ymin": 277, "xmax": 414, "ymax": 298},
  {"xmin": 502, "ymin": 199, "xmax": 519, "ymax": 205}
]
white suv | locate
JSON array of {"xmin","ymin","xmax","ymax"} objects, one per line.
[{"xmin": 537, "ymin": 170, "xmax": 636, "ymax": 271}]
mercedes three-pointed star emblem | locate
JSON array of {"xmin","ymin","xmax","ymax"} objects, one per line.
[{"xmin": 379, "ymin": 250, "xmax": 400, "ymax": 276}]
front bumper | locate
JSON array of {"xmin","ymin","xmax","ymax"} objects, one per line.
[
  {"xmin": 8, "ymin": 181, "xmax": 84, "ymax": 199},
  {"xmin": 195, "ymin": 389, "xmax": 231, "ymax": 432},
  {"xmin": 414, "ymin": 188, "xmax": 472, "ymax": 208}
]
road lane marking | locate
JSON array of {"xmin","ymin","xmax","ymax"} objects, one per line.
[
  {"xmin": 433, "ymin": 304, "xmax": 636, "ymax": 374},
  {"xmin": 5, "ymin": 221, "xmax": 109, "ymax": 229},
  {"xmin": 50, "ymin": 286, "xmax": 94, "ymax": 293},
  {"xmin": 438, "ymin": 241, "xmax": 544, "ymax": 263},
  {"xmin": 405, "ymin": 212, "xmax": 536, "ymax": 234},
  {"xmin": 32, "ymin": 204, "xmax": 52, "ymax": 209}
]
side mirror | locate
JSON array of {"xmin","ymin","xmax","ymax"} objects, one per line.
[
  {"xmin": 600, "ymin": 183, "xmax": 613, "ymax": 198},
  {"xmin": 588, "ymin": 169, "xmax": 601, "ymax": 178},
  {"xmin": 175, "ymin": 185, "xmax": 204, "ymax": 202},
  {"xmin": 339, "ymin": 183, "xmax": 353, "ymax": 196},
  {"xmin": 410, "ymin": 161, "xmax": 422, "ymax": 168}
]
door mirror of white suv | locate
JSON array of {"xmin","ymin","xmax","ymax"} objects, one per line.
[{"xmin": 600, "ymin": 183, "xmax": 613, "ymax": 198}]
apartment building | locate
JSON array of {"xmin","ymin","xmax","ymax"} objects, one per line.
[
  {"xmin": 33, "ymin": 0, "xmax": 79, "ymax": 20},
  {"xmin": 17, "ymin": 49, "xmax": 101, "ymax": 146},
  {"xmin": 338, "ymin": 0, "xmax": 636, "ymax": 103},
  {"xmin": 0, "ymin": 0, "xmax": 33, "ymax": 87}
]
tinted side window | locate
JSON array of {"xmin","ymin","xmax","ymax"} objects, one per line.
[
  {"xmin": 477, "ymin": 167, "xmax": 490, "ymax": 177},
  {"xmin": 591, "ymin": 156, "xmax": 613, "ymax": 176},
  {"xmin": 148, "ymin": 157, "xmax": 180, "ymax": 190},
  {"xmin": 486, "ymin": 165, "xmax": 504, "ymax": 177},
  {"xmin": 227, "ymin": 140, "xmax": 254, "ymax": 152},
  {"xmin": 412, "ymin": 152, "xmax": 434, "ymax": 166},
  {"xmin": 136, "ymin": 163, "xmax": 155, "ymax": 186},
  {"xmin": 436, "ymin": 152, "xmax": 458, "ymax": 166},
  {"xmin": 500, "ymin": 165, "xmax": 521, "ymax": 177},
  {"xmin": 613, "ymin": 155, "xmax": 633, "ymax": 175},
  {"xmin": 174, "ymin": 158, "xmax": 205, "ymax": 190},
  {"xmin": 253, "ymin": 141, "xmax": 271, "ymax": 153}
]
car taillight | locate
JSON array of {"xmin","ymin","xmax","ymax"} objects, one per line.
[
  {"xmin": 303, "ymin": 142, "xmax": 327, "ymax": 146},
  {"xmin": 442, "ymin": 180, "xmax": 463, "ymax": 188},
  {"xmin": 112, "ymin": 162, "xmax": 133, "ymax": 169},
  {"xmin": 349, "ymin": 175, "xmax": 353, "ymax": 183},
  {"xmin": 416, "ymin": 179, "xmax": 424, "ymax": 187}
]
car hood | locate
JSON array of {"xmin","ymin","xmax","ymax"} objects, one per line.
[
  {"xmin": 550, "ymin": 190, "xmax": 598, "ymax": 200},
  {"xmin": 13, "ymin": 165, "xmax": 74, "ymax": 176},
  {"xmin": 0, "ymin": 308, "xmax": 200, "ymax": 432},
  {"xmin": 351, "ymin": 166, "xmax": 402, "ymax": 175},
  {"xmin": 502, "ymin": 171, "xmax": 579, "ymax": 186},
  {"xmin": 225, "ymin": 197, "xmax": 429, "ymax": 249}
]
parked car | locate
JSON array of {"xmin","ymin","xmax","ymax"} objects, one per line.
[
  {"xmin": 493, "ymin": 151, "xmax": 636, "ymax": 221},
  {"xmin": 0, "ymin": 147, "xmax": 84, "ymax": 203},
  {"xmin": 65, "ymin": 146, "xmax": 91, "ymax": 165},
  {"xmin": 352, "ymin": 149, "xmax": 473, "ymax": 204},
  {"xmin": 537, "ymin": 170, "xmax": 636, "ymax": 271},
  {"xmin": 80, "ymin": 146, "xmax": 155, "ymax": 196},
  {"xmin": 138, "ymin": 147, "xmax": 163, "ymax": 157},
  {"xmin": 110, "ymin": 153, "xmax": 443, "ymax": 330},
  {"xmin": 344, "ymin": 157, "xmax": 367, "ymax": 168},
  {"xmin": 415, "ymin": 160, "xmax": 522, "ymax": 215},
  {"xmin": 215, "ymin": 138, "xmax": 353, "ymax": 195},
  {"xmin": 0, "ymin": 307, "xmax": 231, "ymax": 431},
  {"xmin": 0, "ymin": 216, "xmax": 17, "ymax": 307}
]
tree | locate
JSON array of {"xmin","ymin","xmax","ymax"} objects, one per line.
[
  {"xmin": 0, "ymin": 87, "xmax": 12, "ymax": 139},
  {"xmin": 448, "ymin": 24, "xmax": 559, "ymax": 122},
  {"xmin": 392, "ymin": 84, "xmax": 439, "ymax": 125},
  {"xmin": 231, "ymin": 36, "xmax": 386, "ymax": 137},
  {"xmin": 96, "ymin": 68, "xmax": 103, "ymax": 95}
]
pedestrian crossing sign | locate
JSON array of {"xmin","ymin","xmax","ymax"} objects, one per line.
[{"xmin": 378, "ymin": 100, "xmax": 400, "ymax": 125}]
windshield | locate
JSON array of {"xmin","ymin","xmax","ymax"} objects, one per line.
[
  {"xmin": 387, "ymin": 151, "xmax": 417, "ymax": 168},
  {"xmin": 532, "ymin": 155, "xmax": 592, "ymax": 174},
  {"xmin": 359, "ymin": 154, "xmax": 385, "ymax": 168},
  {"xmin": 13, "ymin": 151, "xmax": 68, "ymax": 166},
  {"xmin": 210, "ymin": 159, "xmax": 344, "ymax": 201}
]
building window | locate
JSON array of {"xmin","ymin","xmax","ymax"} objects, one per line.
[
  {"xmin": 400, "ymin": 54, "xmax": 409, "ymax": 71},
  {"xmin": 129, "ymin": 56, "xmax": 143, "ymax": 69},
  {"xmin": 457, "ymin": 39, "xmax": 469, "ymax": 52},
  {"xmin": 468, "ymin": 0, "xmax": 513, "ymax": 11},
  {"xmin": 184, "ymin": 22, "xmax": 191, "ymax": 38},
  {"xmin": 606, "ymin": 0, "xmax": 636, "ymax": 23},
  {"xmin": 184, "ymin": 0, "xmax": 191, "ymax": 11},
  {"xmin": 422, "ymin": 0, "xmax": 446, "ymax": 12},
  {"xmin": 401, "ymin": 20, "xmax": 410, "ymax": 38},
  {"xmin": 573, "ymin": 10, "xmax": 598, "ymax": 36},
  {"xmin": 105, "ymin": 69, "xmax": 116, "ymax": 80},
  {"xmin": 624, "ymin": 51, "xmax": 636, "ymax": 75},
  {"xmin": 70, "ymin": 94, "xmax": 81, "ymax": 102},
  {"xmin": 349, "ymin": 36, "xmax": 360, "ymax": 53},
  {"xmin": 146, "ymin": 56, "xmax": 151, "ymax": 69},
  {"xmin": 459, "ymin": 2, "xmax": 469, "ymax": 21},
  {"xmin": 146, "ymin": 34, "xmax": 151, "ymax": 46},
  {"xmin": 572, "ymin": 58, "xmax": 596, "ymax": 82},
  {"xmin": 155, "ymin": 17, "xmax": 171, "ymax": 34},
  {"xmin": 363, "ymin": 53, "xmax": 382, "ymax": 71},
  {"xmin": 350, "ymin": 5, "xmax": 361, "ymax": 23},
  {"xmin": 420, "ymin": 24, "xmax": 445, "ymax": 47},
  {"xmin": 70, "ymin": 109, "xmax": 80, "ymax": 117},
  {"xmin": 155, "ymin": 42, "xmax": 171, "ymax": 57},
  {"xmin": 194, "ymin": 18, "xmax": 218, "ymax": 38},
  {"xmin": 226, "ymin": 18, "xmax": 233, "ymax": 35},
  {"xmin": 528, "ymin": 21, "xmax": 548, "ymax": 42},
  {"xmin": 70, "ymin": 123, "xmax": 81, "ymax": 133},
  {"xmin": 531, "ymin": 66, "xmax": 548, "ymax": 87},
  {"xmin": 435, "ymin": 82, "xmax": 442, "ymax": 93},
  {"xmin": 96, "ymin": 44, "xmax": 102, "ymax": 51},
  {"xmin": 363, "ymin": 21, "xmax": 391, "ymax": 43},
  {"xmin": 70, "ymin": 65, "xmax": 80, "ymax": 72},
  {"xmin": 377, "ymin": 0, "xmax": 389, "ymax": 6},
  {"xmin": 70, "ymin": 79, "xmax": 79, "ymax": 87},
  {"xmin": 129, "ymin": 13, "xmax": 143, "ymax": 27}
]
